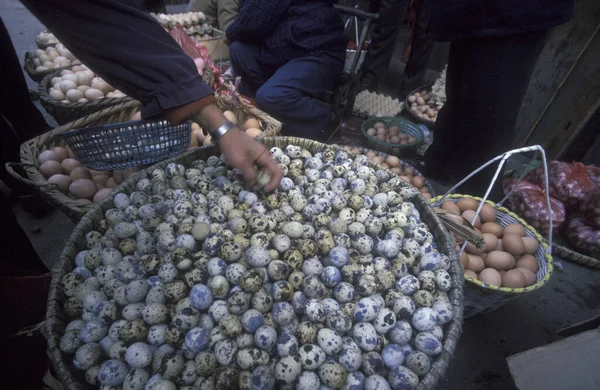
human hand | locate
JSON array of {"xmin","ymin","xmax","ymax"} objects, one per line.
[{"xmin": 218, "ymin": 128, "xmax": 283, "ymax": 191}]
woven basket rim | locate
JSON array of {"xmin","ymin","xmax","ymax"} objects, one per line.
[
  {"xmin": 431, "ymin": 193, "xmax": 554, "ymax": 294},
  {"xmin": 45, "ymin": 136, "xmax": 463, "ymax": 390}
]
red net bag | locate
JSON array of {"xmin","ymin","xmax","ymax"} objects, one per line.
[
  {"xmin": 526, "ymin": 161, "xmax": 597, "ymax": 210},
  {"xmin": 503, "ymin": 178, "xmax": 566, "ymax": 237},
  {"xmin": 566, "ymin": 214, "xmax": 600, "ymax": 259},
  {"xmin": 586, "ymin": 164, "xmax": 600, "ymax": 187},
  {"xmin": 579, "ymin": 187, "xmax": 600, "ymax": 228}
]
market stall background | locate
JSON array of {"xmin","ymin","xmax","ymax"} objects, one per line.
[{"xmin": 2, "ymin": 0, "xmax": 600, "ymax": 389}]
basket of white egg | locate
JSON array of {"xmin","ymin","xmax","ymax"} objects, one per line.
[
  {"xmin": 24, "ymin": 43, "xmax": 81, "ymax": 83},
  {"xmin": 45, "ymin": 137, "xmax": 463, "ymax": 390},
  {"xmin": 39, "ymin": 66, "xmax": 133, "ymax": 125}
]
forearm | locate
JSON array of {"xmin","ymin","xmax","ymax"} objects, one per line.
[{"xmin": 20, "ymin": 0, "xmax": 214, "ymax": 119}]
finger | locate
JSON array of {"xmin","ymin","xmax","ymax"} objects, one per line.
[
  {"xmin": 255, "ymin": 150, "xmax": 283, "ymax": 192},
  {"xmin": 237, "ymin": 160, "xmax": 258, "ymax": 186}
]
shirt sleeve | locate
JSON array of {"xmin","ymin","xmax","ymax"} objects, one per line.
[
  {"xmin": 226, "ymin": 0, "xmax": 292, "ymax": 43},
  {"xmin": 20, "ymin": 0, "xmax": 215, "ymax": 119}
]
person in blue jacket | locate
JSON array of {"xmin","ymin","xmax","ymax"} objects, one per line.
[
  {"xmin": 226, "ymin": 0, "xmax": 347, "ymax": 141},
  {"xmin": 422, "ymin": 0, "xmax": 574, "ymax": 199}
]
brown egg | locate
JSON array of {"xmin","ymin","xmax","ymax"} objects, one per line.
[
  {"xmin": 367, "ymin": 128, "xmax": 377, "ymax": 137},
  {"xmin": 504, "ymin": 223, "xmax": 526, "ymax": 237},
  {"xmin": 244, "ymin": 118, "xmax": 260, "ymax": 130},
  {"xmin": 389, "ymin": 136, "xmax": 401, "ymax": 144},
  {"xmin": 38, "ymin": 150, "xmax": 62, "ymax": 164},
  {"xmin": 441, "ymin": 201, "xmax": 461, "ymax": 215},
  {"xmin": 411, "ymin": 176, "xmax": 424, "ymax": 189},
  {"xmin": 387, "ymin": 126, "xmax": 400, "ymax": 136},
  {"xmin": 372, "ymin": 156, "xmax": 385, "ymax": 165},
  {"xmin": 113, "ymin": 170, "xmax": 124, "ymax": 184},
  {"xmin": 467, "ymin": 254, "xmax": 485, "ymax": 272},
  {"xmin": 93, "ymin": 188, "xmax": 113, "ymax": 203},
  {"xmin": 460, "ymin": 251, "xmax": 470, "ymax": 269},
  {"xmin": 502, "ymin": 269, "xmax": 526, "ymax": 288},
  {"xmin": 376, "ymin": 134, "xmax": 386, "ymax": 142},
  {"xmin": 479, "ymin": 268, "xmax": 502, "ymax": 286},
  {"xmin": 69, "ymin": 179, "xmax": 97, "ymax": 199},
  {"xmin": 407, "ymin": 136, "xmax": 416, "ymax": 144},
  {"xmin": 516, "ymin": 254, "xmax": 539, "ymax": 273},
  {"xmin": 47, "ymin": 174, "xmax": 71, "ymax": 193},
  {"xmin": 482, "ymin": 233, "xmax": 499, "ymax": 252},
  {"xmin": 422, "ymin": 193, "xmax": 432, "ymax": 200},
  {"xmin": 465, "ymin": 241, "xmax": 484, "ymax": 255},
  {"xmin": 399, "ymin": 176, "xmax": 411, "ymax": 184},
  {"xmin": 106, "ymin": 177, "xmax": 118, "ymax": 189},
  {"xmin": 70, "ymin": 167, "xmax": 92, "ymax": 181},
  {"xmin": 479, "ymin": 204, "xmax": 497, "ymax": 223},
  {"xmin": 498, "ymin": 270, "xmax": 506, "ymax": 278},
  {"xmin": 485, "ymin": 250, "xmax": 515, "ymax": 270},
  {"xmin": 503, "ymin": 234, "xmax": 525, "ymax": 256},
  {"xmin": 391, "ymin": 167, "xmax": 403, "ymax": 175},
  {"xmin": 92, "ymin": 175, "xmax": 110, "ymax": 186},
  {"xmin": 419, "ymin": 187, "xmax": 429, "ymax": 193},
  {"xmin": 461, "ymin": 210, "xmax": 481, "ymax": 228},
  {"xmin": 51, "ymin": 147, "xmax": 69, "ymax": 161},
  {"xmin": 373, "ymin": 122, "xmax": 385, "ymax": 129},
  {"xmin": 381, "ymin": 163, "xmax": 390, "ymax": 169},
  {"xmin": 40, "ymin": 160, "xmax": 63, "ymax": 178},
  {"xmin": 457, "ymin": 198, "xmax": 479, "ymax": 212},
  {"xmin": 89, "ymin": 170, "xmax": 110, "ymax": 177},
  {"xmin": 246, "ymin": 128, "xmax": 263, "ymax": 138},
  {"xmin": 385, "ymin": 156, "xmax": 400, "ymax": 168},
  {"xmin": 515, "ymin": 267, "xmax": 537, "ymax": 286},
  {"xmin": 481, "ymin": 222, "xmax": 503, "ymax": 237},
  {"xmin": 522, "ymin": 237, "xmax": 539, "ymax": 254},
  {"xmin": 464, "ymin": 269, "xmax": 478, "ymax": 280},
  {"xmin": 61, "ymin": 158, "xmax": 81, "ymax": 174}
]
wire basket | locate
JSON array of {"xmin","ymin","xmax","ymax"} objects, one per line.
[
  {"xmin": 54, "ymin": 119, "xmax": 191, "ymax": 171},
  {"xmin": 361, "ymin": 116, "xmax": 425, "ymax": 157},
  {"xmin": 431, "ymin": 145, "xmax": 554, "ymax": 318}
]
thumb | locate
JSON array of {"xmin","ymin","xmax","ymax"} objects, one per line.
[{"xmin": 237, "ymin": 161, "xmax": 257, "ymax": 185}]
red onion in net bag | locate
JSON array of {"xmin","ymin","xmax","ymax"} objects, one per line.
[
  {"xmin": 566, "ymin": 214, "xmax": 600, "ymax": 259},
  {"xmin": 526, "ymin": 161, "xmax": 597, "ymax": 210},
  {"xmin": 503, "ymin": 178, "xmax": 566, "ymax": 237},
  {"xmin": 580, "ymin": 187, "xmax": 600, "ymax": 228}
]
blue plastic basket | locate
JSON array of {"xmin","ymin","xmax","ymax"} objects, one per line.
[{"xmin": 55, "ymin": 119, "xmax": 191, "ymax": 170}]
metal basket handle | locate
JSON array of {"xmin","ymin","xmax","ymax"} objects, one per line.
[{"xmin": 433, "ymin": 145, "xmax": 553, "ymax": 255}]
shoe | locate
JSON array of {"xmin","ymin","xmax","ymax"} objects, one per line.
[{"xmin": 316, "ymin": 115, "xmax": 342, "ymax": 144}]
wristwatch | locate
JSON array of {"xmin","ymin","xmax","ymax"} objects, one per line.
[{"xmin": 212, "ymin": 121, "xmax": 236, "ymax": 140}]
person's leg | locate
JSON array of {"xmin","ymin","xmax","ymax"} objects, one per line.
[
  {"xmin": 424, "ymin": 30, "xmax": 548, "ymax": 198},
  {"xmin": 256, "ymin": 53, "xmax": 344, "ymax": 140},
  {"xmin": 229, "ymin": 41, "xmax": 273, "ymax": 98},
  {"xmin": 400, "ymin": 0, "xmax": 434, "ymax": 97},
  {"xmin": 360, "ymin": 0, "xmax": 407, "ymax": 91}
]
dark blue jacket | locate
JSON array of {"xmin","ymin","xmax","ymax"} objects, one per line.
[
  {"xmin": 428, "ymin": 0, "xmax": 574, "ymax": 41},
  {"xmin": 226, "ymin": 0, "xmax": 346, "ymax": 68}
]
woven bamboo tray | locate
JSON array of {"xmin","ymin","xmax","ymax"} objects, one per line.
[
  {"xmin": 38, "ymin": 70, "xmax": 134, "ymax": 125},
  {"xmin": 431, "ymin": 194, "xmax": 553, "ymax": 318},
  {"xmin": 45, "ymin": 136, "xmax": 463, "ymax": 390},
  {"xmin": 23, "ymin": 51, "xmax": 73, "ymax": 83},
  {"xmin": 8, "ymin": 98, "xmax": 281, "ymax": 222}
]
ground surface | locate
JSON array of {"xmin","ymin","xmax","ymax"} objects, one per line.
[{"xmin": 2, "ymin": 1, "xmax": 600, "ymax": 389}]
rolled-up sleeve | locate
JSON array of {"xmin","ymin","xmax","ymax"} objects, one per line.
[{"xmin": 20, "ymin": 0, "xmax": 215, "ymax": 119}]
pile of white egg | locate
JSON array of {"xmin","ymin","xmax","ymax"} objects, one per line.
[
  {"xmin": 57, "ymin": 145, "xmax": 455, "ymax": 390},
  {"xmin": 31, "ymin": 43, "xmax": 79, "ymax": 73},
  {"xmin": 47, "ymin": 65, "xmax": 127, "ymax": 103}
]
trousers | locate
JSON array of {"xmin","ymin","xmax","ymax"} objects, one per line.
[
  {"xmin": 424, "ymin": 30, "xmax": 548, "ymax": 199},
  {"xmin": 229, "ymin": 41, "xmax": 343, "ymax": 139}
]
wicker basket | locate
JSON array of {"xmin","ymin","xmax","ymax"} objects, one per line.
[
  {"xmin": 361, "ymin": 116, "xmax": 425, "ymax": 157},
  {"xmin": 431, "ymin": 194, "xmax": 553, "ymax": 318},
  {"xmin": 23, "ymin": 51, "xmax": 73, "ymax": 83},
  {"xmin": 38, "ymin": 70, "xmax": 134, "ymax": 125},
  {"xmin": 45, "ymin": 137, "xmax": 463, "ymax": 390},
  {"xmin": 8, "ymin": 97, "xmax": 281, "ymax": 222},
  {"xmin": 217, "ymin": 94, "xmax": 282, "ymax": 137},
  {"xmin": 404, "ymin": 84, "xmax": 437, "ymax": 127}
]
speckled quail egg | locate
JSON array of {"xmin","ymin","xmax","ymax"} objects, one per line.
[
  {"xmin": 411, "ymin": 307, "xmax": 437, "ymax": 332},
  {"xmin": 298, "ymin": 344, "xmax": 327, "ymax": 371},
  {"xmin": 352, "ymin": 322, "xmax": 378, "ymax": 351}
]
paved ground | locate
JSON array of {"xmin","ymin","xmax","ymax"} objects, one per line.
[{"xmin": 2, "ymin": 1, "xmax": 600, "ymax": 389}]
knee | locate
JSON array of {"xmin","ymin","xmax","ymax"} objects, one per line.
[
  {"xmin": 256, "ymin": 85, "xmax": 298, "ymax": 114},
  {"xmin": 228, "ymin": 41, "xmax": 243, "ymax": 64}
]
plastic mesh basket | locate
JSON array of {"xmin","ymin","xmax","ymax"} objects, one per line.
[{"xmin": 54, "ymin": 119, "xmax": 191, "ymax": 170}]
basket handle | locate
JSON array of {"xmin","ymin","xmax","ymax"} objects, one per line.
[
  {"xmin": 5, "ymin": 162, "xmax": 38, "ymax": 186},
  {"xmin": 433, "ymin": 145, "xmax": 553, "ymax": 255}
]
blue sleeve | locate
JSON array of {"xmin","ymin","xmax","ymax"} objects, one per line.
[{"xmin": 226, "ymin": 0, "xmax": 292, "ymax": 43}]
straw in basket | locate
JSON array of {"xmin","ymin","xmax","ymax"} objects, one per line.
[
  {"xmin": 44, "ymin": 137, "xmax": 463, "ymax": 390},
  {"xmin": 431, "ymin": 145, "xmax": 554, "ymax": 318}
]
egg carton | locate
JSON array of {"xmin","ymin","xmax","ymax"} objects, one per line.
[
  {"xmin": 151, "ymin": 11, "xmax": 207, "ymax": 28},
  {"xmin": 352, "ymin": 90, "xmax": 404, "ymax": 118},
  {"xmin": 430, "ymin": 65, "xmax": 447, "ymax": 104}
]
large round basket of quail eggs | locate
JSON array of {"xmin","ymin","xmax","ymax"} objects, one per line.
[{"xmin": 46, "ymin": 137, "xmax": 463, "ymax": 390}]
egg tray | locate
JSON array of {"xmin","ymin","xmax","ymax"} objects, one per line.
[
  {"xmin": 352, "ymin": 90, "xmax": 404, "ymax": 118},
  {"xmin": 38, "ymin": 69, "xmax": 134, "ymax": 125},
  {"xmin": 431, "ymin": 194, "xmax": 553, "ymax": 318},
  {"xmin": 360, "ymin": 116, "xmax": 425, "ymax": 158},
  {"xmin": 45, "ymin": 137, "xmax": 464, "ymax": 390},
  {"xmin": 404, "ymin": 84, "xmax": 438, "ymax": 127},
  {"xmin": 333, "ymin": 144, "xmax": 437, "ymax": 196}
]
